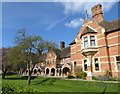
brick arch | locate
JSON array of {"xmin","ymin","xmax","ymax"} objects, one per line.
[
  {"xmin": 46, "ymin": 68, "xmax": 49, "ymax": 75},
  {"xmin": 51, "ymin": 68, "xmax": 55, "ymax": 76},
  {"xmin": 63, "ymin": 67, "xmax": 70, "ymax": 76}
]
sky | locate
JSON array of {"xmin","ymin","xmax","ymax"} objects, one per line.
[{"xmin": 2, "ymin": 1, "xmax": 119, "ymax": 48}]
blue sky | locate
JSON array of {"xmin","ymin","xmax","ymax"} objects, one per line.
[{"xmin": 2, "ymin": 2, "xmax": 119, "ymax": 48}]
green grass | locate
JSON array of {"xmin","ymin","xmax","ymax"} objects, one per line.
[{"xmin": 2, "ymin": 75, "xmax": 119, "ymax": 93}]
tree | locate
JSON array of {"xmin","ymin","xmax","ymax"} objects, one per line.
[
  {"xmin": 8, "ymin": 29, "xmax": 58, "ymax": 84},
  {"xmin": 1, "ymin": 48, "xmax": 11, "ymax": 78}
]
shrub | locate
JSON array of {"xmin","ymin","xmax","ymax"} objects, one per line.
[
  {"xmin": 109, "ymin": 77, "xmax": 117, "ymax": 81},
  {"xmin": 67, "ymin": 75, "xmax": 75, "ymax": 79},
  {"xmin": 74, "ymin": 66, "xmax": 83, "ymax": 79},
  {"xmin": 92, "ymin": 76, "xmax": 97, "ymax": 80},
  {"xmin": 79, "ymin": 72, "xmax": 87, "ymax": 79},
  {"xmin": 75, "ymin": 71, "xmax": 87, "ymax": 79},
  {"xmin": 2, "ymin": 83, "xmax": 39, "ymax": 93}
]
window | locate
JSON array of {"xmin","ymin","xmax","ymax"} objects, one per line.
[
  {"xmin": 84, "ymin": 60, "xmax": 87, "ymax": 71},
  {"xmin": 90, "ymin": 36, "xmax": 96, "ymax": 46},
  {"xmin": 84, "ymin": 37, "xmax": 88, "ymax": 47},
  {"xmin": 94, "ymin": 58, "xmax": 99, "ymax": 71},
  {"xmin": 47, "ymin": 60, "xmax": 49, "ymax": 64},
  {"xmin": 116, "ymin": 56, "xmax": 120, "ymax": 71},
  {"xmin": 68, "ymin": 58, "xmax": 71, "ymax": 63},
  {"xmin": 82, "ymin": 36, "xmax": 96, "ymax": 48},
  {"xmin": 74, "ymin": 62, "xmax": 76, "ymax": 67},
  {"xmin": 52, "ymin": 60, "xmax": 54, "ymax": 64},
  {"xmin": 63, "ymin": 59, "xmax": 66, "ymax": 64}
]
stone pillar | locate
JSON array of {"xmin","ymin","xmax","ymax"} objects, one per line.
[
  {"xmin": 61, "ymin": 69, "xmax": 63, "ymax": 77},
  {"xmin": 72, "ymin": 62, "xmax": 75, "ymax": 76},
  {"xmin": 87, "ymin": 55, "xmax": 92, "ymax": 80},
  {"xmin": 55, "ymin": 69, "xmax": 56, "ymax": 76},
  {"xmin": 49, "ymin": 69, "xmax": 51, "ymax": 76},
  {"xmin": 44, "ymin": 69, "xmax": 46, "ymax": 76}
]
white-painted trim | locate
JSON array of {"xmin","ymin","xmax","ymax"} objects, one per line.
[
  {"xmin": 82, "ymin": 21, "xmax": 92, "ymax": 26},
  {"xmin": 82, "ymin": 58, "xmax": 88, "ymax": 72},
  {"xmin": 114, "ymin": 56, "xmax": 120, "ymax": 72},
  {"xmin": 86, "ymin": 25, "xmax": 98, "ymax": 32},
  {"xmin": 92, "ymin": 57, "xmax": 101, "ymax": 72}
]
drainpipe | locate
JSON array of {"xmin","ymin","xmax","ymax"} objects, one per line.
[{"xmin": 104, "ymin": 32, "xmax": 112, "ymax": 77}]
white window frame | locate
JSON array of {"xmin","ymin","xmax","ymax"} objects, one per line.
[
  {"xmin": 83, "ymin": 59, "xmax": 88, "ymax": 71},
  {"xmin": 116, "ymin": 56, "xmax": 120, "ymax": 71},
  {"xmin": 82, "ymin": 35, "xmax": 97, "ymax": 49},
  {"xmin": 93, "ymin": 57, "xmax": 101, "ymax": 72}
]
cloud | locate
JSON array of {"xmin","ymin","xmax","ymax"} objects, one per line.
[
  {"xmin": 57, "ymin": 0, "xmax": 118, "ymax": 15},
  {"xmin": 46, "ymin": 15, "xmax": 69, "ymax": 30},
  {"xmin": 65, "ymin": 18, "xmax": 84, "ymax": 28}
]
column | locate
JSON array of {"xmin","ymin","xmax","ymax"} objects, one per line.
[
  {"xmin": 87, "ymin": 55, "xmax": 92, "ymax": 80},
  {"xmin": 55, "ymin": 68, "xmax": 56, "ymax": 76},
  {"xmin": 49, "ymin": 68, "xmax": 51, "ymax": 76},
  {"xmin": 44, "ymin": 69, "xmax": 46, "ymax": 76}
]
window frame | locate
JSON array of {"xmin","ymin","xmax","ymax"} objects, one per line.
[
  {"xmin": 83, "ymin": 36, "xmax": 88, "ymax": 48},
  {"xmin": 83, "ymin": 59, "xmax": 87, "ymax": 71},
  {"xmin": 116, "ymin": 56, "xmax": 120, "ymax": 71},
  {"xmin": 94, "ymin": 58, "xmax": 100, "ymax": 71},
  {"xmin": 82, "ymin": 35, "xmax": 96, "ymax": 49},
  {"xmin": 90, "ymin": 36, "xmax": 96, "ymax": 46}
]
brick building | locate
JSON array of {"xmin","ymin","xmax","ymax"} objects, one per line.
[
  {"xmin": 24, "ymin": 41, "xmax": 72, "ymax": 77},
  {"xmin": 69, "ymin": 4, "xmax": 120, "ymax": 80},
  {"xmin": 23, "ymin": 4, "xmax": 119, "ymax": 80}
]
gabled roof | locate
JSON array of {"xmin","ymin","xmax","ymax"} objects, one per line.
[
  {"xmin": 60, "ymin": 47, "xmax": 70, "ymax": 58},
  {"xmin": 69, "ymin": 40, "xmax": 76, "ymax": 45},
  {"xmin": 99, "ymin": 18, "xmax": 120, "ymax": 33},
  {"xmin": 80, "ymin": 26, "xmax": 97, "ymax": 38},
  {"xmin": 83, "ymin": 18, "xmax": 91, "ymax": 24}
]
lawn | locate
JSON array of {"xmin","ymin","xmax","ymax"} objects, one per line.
[{"xmin": 2, "ymin": 75, "xmax": 119, "ymax": 93}]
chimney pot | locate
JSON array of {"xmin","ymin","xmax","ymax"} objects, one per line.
[
  {"xmin": 60, "ymin": 41, "xmax": 65, "ymax": 50},
  {"xmin": 91, "ymin": 4, "xmax": 104, "ymax": 23}
]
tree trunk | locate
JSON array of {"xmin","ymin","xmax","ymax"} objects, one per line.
[
  {"xmin": 27, "ymin": 61, "xmax": 35, "ymax": 85},
  {"xmin": 27, "ymin": 75, "xmax": 31, "ymax": 85},
  {"xmin": 2, "ymin": 70, "xmax": 6, "ymax": 79},
  {"xmin": 2, "ymin": 68, "xmax": 7, "ymax": 79}
]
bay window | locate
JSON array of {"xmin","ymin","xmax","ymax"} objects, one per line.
[
  {"xmin": 83, "ymin": 35, "xmax": 96, "ymax": 48},
  {"xmin": 90, "ymin": 36, "xmax": 96, "ymax": 46},
  {"xmin": 84, "ymin": 36, "xmax": 88, "ymax": 47}
]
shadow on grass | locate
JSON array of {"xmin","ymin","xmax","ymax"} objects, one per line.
[
  {"xmin": 4, "ymin": 76, "xmax": 37, "ymax": 80},
  {"xmin": 33, "ymin": 78, "xmax": 50, "ymax": 85}
]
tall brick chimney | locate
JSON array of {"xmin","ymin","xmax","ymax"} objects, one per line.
[
  {"xmin": 91, "ymin": 4, "xmax": 104, "ymax": 23},
  {"xmin": 60, "ymin": 41, "xmax": 65, "ymax": 50}
]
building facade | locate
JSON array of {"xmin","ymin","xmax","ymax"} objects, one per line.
[
  {"xmin": 23, "ymin": 41, "xmax": 72, "ymax": 77},
  {"xmin": 70, "ymin": 4, "xmax": 120, "ymax": 80},
  {"xmin": 23, "ymin": 4, "xmax": 120, "ymax": 80}
]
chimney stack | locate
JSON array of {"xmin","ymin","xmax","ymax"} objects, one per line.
[
  {"xmin": 60, "ymin": 41, "xmax": 65, "ymax": 50},
  {"xmin": 91, "ymin": 4, "xmax": 104, "ymax": 23}
]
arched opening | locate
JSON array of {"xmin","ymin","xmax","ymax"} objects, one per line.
[
  {"xmin": 63, "ymin": 67, "xmax": 70, "ymax": 76},
  {"xmin": 26, "ymin": 70, "xmax": 28, "ymax": 74},
  {"xmin": 51, "ymin": 68, "xmax": 55, "ymax": 76},
  {"xmin": 57, "ymin": 69, "xmax": 58, "ymax": 73},
  {"xmin": 46, "ymin": 68, "xmax": 49, "ymax": 75},
  {"xmin": 34, "ymin": 69, "xmax": 37, "ymax": 74},
  {"xmin": 38, "ymin": 69, "xmax": 41, "ymax": 74},
  {"xmin": 59, "ymin": 69, "xmax": 61, "ymax": 76}
]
